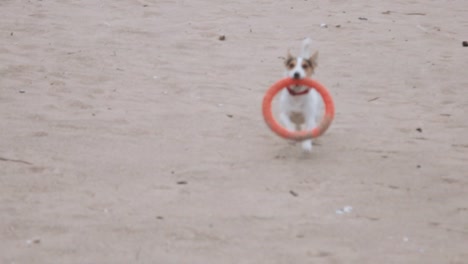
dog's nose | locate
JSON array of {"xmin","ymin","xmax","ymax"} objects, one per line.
[{"xmin": 293, "ymin": 72, "xmax": 300, "ymax": 79}]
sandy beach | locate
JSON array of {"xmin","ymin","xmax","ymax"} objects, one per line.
[{"xmin": 1, "ymin": 0, "xmax": 468, "ymax": 263}]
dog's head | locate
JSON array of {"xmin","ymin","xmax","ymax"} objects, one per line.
[{"xmin": 284, "ymin": 51, "xmax": 318, "ymax": 79}]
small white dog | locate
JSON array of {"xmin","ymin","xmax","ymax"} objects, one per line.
[{"xmin": 279, "ymin": 38, "xmax": 322, "ymax": 152}]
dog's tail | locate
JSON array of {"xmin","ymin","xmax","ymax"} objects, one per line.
[{"xmin": 299, "ymin": 37, "xmax": 311, "ymax": 58}]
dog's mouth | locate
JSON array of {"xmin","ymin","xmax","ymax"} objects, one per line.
[{"xmin": 290, "ymin": 85, "xmax": 306, "ymax": 91}]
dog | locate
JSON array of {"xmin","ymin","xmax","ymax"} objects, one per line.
[{"xmin": 279, "ymin": 38, "xmax": 322, "ymax": 152}]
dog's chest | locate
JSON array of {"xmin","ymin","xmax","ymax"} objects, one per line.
[{"xmin": 285, "ymin": 95, "xmax": 308, "ymax": 112}]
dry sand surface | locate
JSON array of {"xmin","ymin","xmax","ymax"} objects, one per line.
[{"xmin": 1, "ymin": 0, "xmax": 468, "ymax": 263}]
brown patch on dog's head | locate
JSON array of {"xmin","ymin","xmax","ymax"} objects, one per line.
[
  {"xmin": 285, "ymin": 51, "xmax": 296, "ymax": 70},
  {"xmin": 303, "ymin": 51, "xmax": 319, "ymax": 77},
  {"xmin": 301, "ymin": 58, "xmax": 314, "ymax": 77}
]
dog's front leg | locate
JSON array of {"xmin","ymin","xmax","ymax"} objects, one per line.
[
  {"xmin": 301, "ymin": 115, "xmax": 316, "ymax": 152},
  {"xmin": 279, "ymin": 112, "xmax": 296, "ymax": 132},
  {"xmin": 301, "ymin": 139, "xmax": 313, "ymax": 152}
]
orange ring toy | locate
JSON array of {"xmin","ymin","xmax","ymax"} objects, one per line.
[{"xmin": 262, "ymin": 77, "xmax": 335, "ymax": 141}]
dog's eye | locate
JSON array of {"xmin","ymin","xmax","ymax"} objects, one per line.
[
  {"xmin": 302, "ymin": 64, "xmax": 309, "ymax": 69},
  {"xmin": 288, "ymin": 63, "xmax": 295, "ymax": 69}
]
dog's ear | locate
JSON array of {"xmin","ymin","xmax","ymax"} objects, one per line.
[{"xmin": 309, "ymin": 51, "xmax": 319, "ymax": 68}]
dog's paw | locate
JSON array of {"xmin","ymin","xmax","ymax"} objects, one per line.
[{"xmin": 301, "ymin": 140, "xmax": 313, "ymax": 152}]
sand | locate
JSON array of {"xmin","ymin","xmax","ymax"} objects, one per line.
[{"xmin": 1, "ymin": 0, "xmax": 468, "ymax": 263}]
